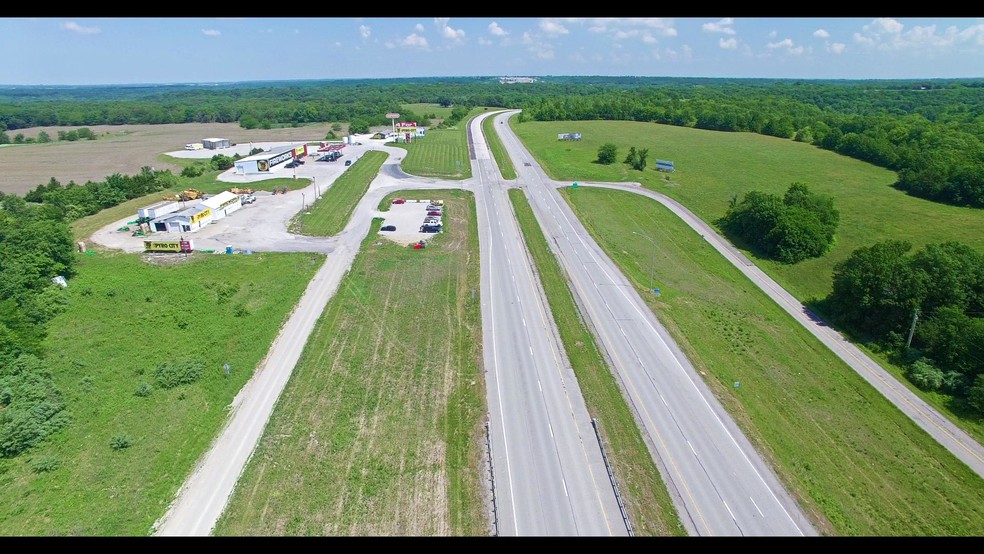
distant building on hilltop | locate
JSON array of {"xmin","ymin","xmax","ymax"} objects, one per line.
[{"xmin": 499, "ymin": 76, "xmax": 538, "ymax": 84}]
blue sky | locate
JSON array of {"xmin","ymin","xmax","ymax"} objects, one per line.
[{"xmin": 1, "ymin": 17, "xmax": 983, "ymax": 85}]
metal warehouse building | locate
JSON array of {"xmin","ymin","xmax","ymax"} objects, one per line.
[
  {"xmin": 202, "ymin": 138, "xmax": 231, "ymax": 150},
  {"xmin": 233, "ymin": 145, "xmax": 301, "ymax": 175},
  {"xmin": 201, "ymin": 191, "xmax": 243, "ymax": 221},
  {"xmin": 137, "ymin": 200, "xmax": 181, "ymax": 220},
  {"xmin": 151, "ymin": 204, "xmax": 213, "ymax": 233}
]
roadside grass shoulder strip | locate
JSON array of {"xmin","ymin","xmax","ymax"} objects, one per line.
[
  {"xmin": 561, "ymin": 186, "xmax": 984, "ymax": 536},
  {"xmin": 292, "ymin": 150, "xmax": 387, "ymax": 237}
]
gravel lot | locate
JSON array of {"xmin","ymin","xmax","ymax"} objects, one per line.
[{"xmin": 376, "ymin": 199, "xmax": 444, "ymax": 246}]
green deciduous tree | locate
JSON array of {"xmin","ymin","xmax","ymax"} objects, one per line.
[{"xmin": 597, "ymin": 143, "xmax": 618, "ymax": 164}]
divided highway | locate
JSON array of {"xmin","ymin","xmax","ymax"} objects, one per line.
[
  {"xmin": 470, "ymin": 113, "xmax": 628, "ymax": 536},
  {"xmin": 488, "ymin": 110, "xmax": 816, "ymax": 536}
]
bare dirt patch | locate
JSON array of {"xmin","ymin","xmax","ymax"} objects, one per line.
[{"xmin": 0, "ymin": 122, "xmax": 337, "ymax": 195}]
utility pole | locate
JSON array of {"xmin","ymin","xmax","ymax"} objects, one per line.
[
  {"xmin": 906, "ymin": 308, "xmax": 920, "ymax": 348},
  {"xmin": 631, "ymin": 231, "xmax": 656, "ymax": 293}
]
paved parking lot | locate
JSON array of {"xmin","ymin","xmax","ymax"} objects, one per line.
[{"xmin": 376, "ymin": 199, "xmax": 443, "ymax": 245}]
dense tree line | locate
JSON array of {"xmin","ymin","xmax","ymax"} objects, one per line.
[
  {"xmin": 1, "ymin": 77, "xmax": 982, "ymax": 207},
  {"xmin": 0, "ymin": 193, "xmax": 77, "ymax": 457},
  {"xmin": 825, "ymin": 240, "xmax": 984, "ymax": 413},
  {"xmin": 718, "ymin": 183, "xmax": 840, "ymax": 264}
]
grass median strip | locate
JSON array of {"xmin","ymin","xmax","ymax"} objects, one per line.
[
  {"xmin": 482, "ymin": 114, "xmax": 516, "ymax": 181},
  {"xmin": 291, "ymin": 150, "xmax": 387, "ymax": 237},
  {"xmin": 214, "ymin": 191, "xmax": 487, "ymax": 536},
  {"xmin": 562, "ymin": 186, "xmax": 984, "ymax": 536},
  {"xmin": 508, "ymin": 188, "xmax": 686, "ymax": 536}
]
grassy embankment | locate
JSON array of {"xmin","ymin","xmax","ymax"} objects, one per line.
[
  {"xmin": 290, "ymin": 150, "xmax": 388, "ymax": 237},
  {"xmin": 511, "ymin": 119, "xmax": 984, "ymax": 445},
  {"xmin": 553, "ymin": 185, "xmax": 984, "ymax": 535},
  {"xmin": 482, "ymin": 114, "xmax": 517, "ymax": 180},
  {"xmin": 214, "ymin": 189, "xmax": 488, "ymax": 535},
  {"xmin": 0, "ymin": 249, "xmax": 324, "ymax": 535},
  {"xmin": 507, "ymin": 189, "xmax": 685, "ymax": 536}
]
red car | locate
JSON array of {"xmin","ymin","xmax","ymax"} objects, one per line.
[
  {"xmin": 392, "ymin": 198, "xmax": 406, "ymax": 204},
  {"xmin": 427, "ymin": 211, "xmax": 442, "ymax": 216}
]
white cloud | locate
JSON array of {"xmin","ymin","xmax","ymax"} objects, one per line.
[
  {"xmin": 401, "ymin": 33, "xmax": 428, "ymax": 48},
  {"xmin": 359, "ymin": 25, "xmax": 371, "ymax": 39},
  {"xmin": 434, "ymin": 17, "xmax": 465, "ymax": 40},
  {"xmin": 814, "ymin": 29, "xmax": 829, "ymax": 38},
  {"xmin": 478, "ymin": 37, "xmax": 491, "ymax": 45},
  {"xmin": 768, "ymin": 30, "xmax": 777, "ymax": 38},
  {"xmin": 415, "ymin": 23, "xmax": 424, "ymax": 32},
  {"xmin": 702, "ymin": 18, "xmax": 735, "ymax": 35},
  {"xmin": 852, "ymin": 18, "xmax": 984, "ymax": 52},
  {"xmin": 583, "ymin": 17, "xmax": 676, "ymax": 37},
  {"xmin": 259, "ymin": 28, "xmax": 273, "ymax": 34},
  {"xmin": 61, "ymin": 21, "xmax": 100, "ymax": 35},
  {"xmin": 334, "ymin": 41, "xmax": 341, "ymax": 47},
  {"xmin": 489, "ymin": 21, "xmax": 508, "ymax": 36},
  {"xmin": 828, "ymin": 42, "xmax": 846, "ymax": 54},
  {"xmin": 767, "ymin": 38, "xmax": 804, "ymax": 55},
  {"xmin": 539, "ymin": 19, "xmax": 569, "ymax": 36},
  {"xmin": 535, "ymin": 47, "xmax": 555, "ymax": 59},
  {"xmin": 202, "ymin": 29, "xmax": 221, "ymax": 37},
  {"xmin": 719, "ymin": 37, "xmax": 737, "ymax": 49},
  {"xmin": 521, "ymin": 31, "xmax": 534, "ymax": 45}
]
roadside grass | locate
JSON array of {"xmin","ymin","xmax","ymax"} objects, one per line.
[
  {"xmin": 511, "ymin": 120, "xmax": 984, "ymax": 302},
  {"xmin": 508, "ymin": 189, "xmax": 685, "ymax": 536},
  {"xmin": 0, "ymin": 249, "xmax": 324, "ymax": 536},
  {"xmin": 512, "ymin": 119, "xmax": 984, "ymax": 447},
  {"xmin": 560, "ymin": 186, "xmax": 984, "ymax": 536},
  {"xmin": 290, "ymin": 151, "xmax": 387, "ymax": 237},
  {"xmin": 483, "ymin": 115, "xmax": 517, "ymax": 181},
  {"xmin": 214, "ymin": 190, "xmax": 488, "ymax": 536},
  {"xmin": 399, "ymin": 108, "xmax": 497, "ymax": 180}
]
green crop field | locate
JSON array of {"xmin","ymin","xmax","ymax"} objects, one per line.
[
  {"xmin": 511, "ymin": 120, "xmax": 984, "ymax": 303},
  {"xmin": 557, "ymin": 186, "xmax": 984, "ymax": 536},
  {"xmin": 483, "ymin": 114, "xmax": 516, "ymax": 181},
  {"xmin": 291, "ymin": 150, "xmax": 387, "ymax": 237},
  {"xmin": 0, "ymin": 249, "xmax": 324, "ymax": 535},
  {"xmin": 214, "ymin": 189, "xmax": 488, "ymax": 536},
  {"xmin": 508, "ymin": 188, "xmax": 684, "ymax": 536}
]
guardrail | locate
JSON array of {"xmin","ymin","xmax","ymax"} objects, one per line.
[{"xmin": 592, "ymin": 417, "xmax": 633, "ymax": 536}]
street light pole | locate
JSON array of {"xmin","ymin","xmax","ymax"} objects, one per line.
[{"xmin": 632, "ymin": 231, "xmax": 656, "ymax": 293}]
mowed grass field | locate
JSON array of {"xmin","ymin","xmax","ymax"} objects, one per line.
[
  {"xmin": 511, "ymin": 120, "xmax": 984, "ymax": 303},
  {"xmin": 214, "ymin": 189, "xmax": 488, "ymax": 536},
  {"xmin": 398, "ymin": 108, "xmax": 499, "ymax": 179},
  {"xmin": 559, "ymin": 187, "xmax": 984, "ymax": 536},
  {"xmin": 291, "ymin": 151, "xmax": 388, "ymax": 237},
  {"xmin": 508, "ymin": 189, "xmax": 685, "ymax": 536},
  {"xmin": 0, "ymin": 249, "xmax": 324, "ymax": 535}
]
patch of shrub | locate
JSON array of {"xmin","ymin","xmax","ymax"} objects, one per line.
[
  {"xmin": 133, "ymin": 382, "xmax": 153, "ymax": 397},
  {"xmin": 152, "ymin": 360, "xmax": 204, "ymax": 389},
  {"xmin": 906, "ymin": 358, "xmax": 944, "ymax": 391},
  {"xmin": 30, "ymin": 455, "xmax": 60, "ymax": 473},
  {"xmin": 110, "ymin": 434, "xmax": 132, "ymax": 451}
]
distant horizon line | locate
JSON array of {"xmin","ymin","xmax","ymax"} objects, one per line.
[{"xmin": 2, "ymin": 75, "xmax": 984, "ymax": 88}]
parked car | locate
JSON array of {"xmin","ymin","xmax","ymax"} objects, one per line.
[
  {"xmin": 380, "ymin": 225, "xmax": 396, "ymax": 232},
  {"xmin": 241, "ymin": 194, "xmax": 256, "ymax": 204},
  {"xmin": 425, "ymin": 205, "xmax": 442, "ymax": 211},
  {"xmin": 285, "ymin": 161, "xmax": 299, "ymax": 168},
  {"xmin": 420, "ymin": 225, "xmax": 441, "ymax": 233},
  {"xmin": 423, "ymin": 218, "xmax": 442, "ymax": 226},
  {"xmin": 344, "ymin": 160, "xmax": 352, "ymax": 166},
  {"xmin": 392, "ymin": 198, "xmax": 406, "ymax": 204},
  {"xmin": 427, "ymin": 210, "xmax": 442, "ymax": 216}
]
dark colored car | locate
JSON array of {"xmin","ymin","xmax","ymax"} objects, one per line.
[
  {"xmin": 344, "ymin": 160, "xmax": 352, "ymax": 166},
  {"xmin": 381, "ymin": 225, "xmax": 396, "ymax": 232},
  {"xmin": 427, "ymin": 211, "xmax": 442, "ymax": 216},
  {"xmin": 420, "ymin": 225, "xmax": 441, "ymax": 233},
  {"xmin": 284, "ymin": 161, "xmax": 299, "ymax": 168}
]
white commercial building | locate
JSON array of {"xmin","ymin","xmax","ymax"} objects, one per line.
[
  {"xmin": 151, "ymin": 203, "xmax": 213, "ymax": 233},
  {"xmin": 201, "ymin": 191, "xmax": 243, "ymax": 221}
]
